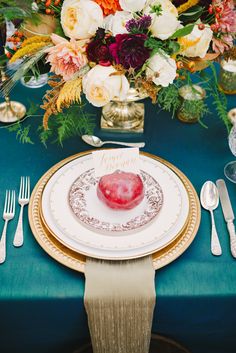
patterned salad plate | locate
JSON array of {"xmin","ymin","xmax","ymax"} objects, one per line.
[
  {"xmin": 68, "ymin": 168, "xmax": 163, "ymax": 235},
  {"xmin": 29, "ymin": 151, "xmax": 201, "ymax": 272}
]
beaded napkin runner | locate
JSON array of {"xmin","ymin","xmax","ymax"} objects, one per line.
[{"xmin": 84, "ymin": 255, "xmax": 156, "ymax": 353}]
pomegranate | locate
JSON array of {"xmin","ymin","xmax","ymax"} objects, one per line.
[{"xmin": 97, "ymin": 170, "xmax": 144, "ymax": 210}]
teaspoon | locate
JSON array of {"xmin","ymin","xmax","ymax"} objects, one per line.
[
  {"xmin": 200, "ymin": 181, "xmax": 222, "ymax": 256},
  {"xmin": 82, "ymin": 135, "xmax": 145, "ymax": 148}
]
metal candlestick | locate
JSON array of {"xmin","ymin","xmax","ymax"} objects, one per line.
[{"xmin": 0, "ymin": 66, "xmax": 26, "ymax": 123}]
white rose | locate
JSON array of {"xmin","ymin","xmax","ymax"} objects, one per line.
[
  {"xmin": 82, "ymin": 65, "xmax": 130, "ymax": 107},
  {"xmin": 144, "ymin": 0, "xmax": 180, "ymax": 40},
  {"xmin": 179, "ymin": 25, "xmax": 213, "ymax": 58},
  {"xmin": 104, "ymin": 11, "xmax": 133, "ymax": 36},
  {"xmin": 146, "ymin": 52, "xmax": 177, "ymax": 87},
  {"xmin": 120, "ymin": 0, "xmax": 147, "ymax": 12},
  {"xmin": 61, "ymin": 0, "xmax": 103, "ymax": 40}
]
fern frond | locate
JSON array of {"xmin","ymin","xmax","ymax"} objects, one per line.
[
  {"xmin": 40, "ymin": 76, "xmax": 64, "ymax": 129},
  {"xmin": 56, "ymin": 78, "xmax": 82, "ymax": 112}
]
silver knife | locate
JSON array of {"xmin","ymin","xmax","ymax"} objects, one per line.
[{"xmin": 216, "ymin": 179, "xmax": 236, "ymax": 258}]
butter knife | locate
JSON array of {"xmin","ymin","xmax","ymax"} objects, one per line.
[{"xmin": 216, "ymin": 179, "xmax": 236, "ymax": 258}]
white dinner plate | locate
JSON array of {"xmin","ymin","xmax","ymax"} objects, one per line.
[{"xmin": 41, "ymin": 154, "xmax": 190, "ymax": 260}]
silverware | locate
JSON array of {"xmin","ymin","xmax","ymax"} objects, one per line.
[
  {"xmin": 81, "ymin": 135, "xmax": 145, "ymax": 148},
  {"xmin": 13, "ymin": 177, "xmax": 30, "ymax": 247},
  {"xmin": 200, "ymin": 181, "xmax": 222, "ymax": 256},
  {"xmin": 216, "ymin": 179, "xmax": 236, "ymax": 258},
  {"xmin": 0, "ymin": 190, "xmax": 15, "ymax": 264}
]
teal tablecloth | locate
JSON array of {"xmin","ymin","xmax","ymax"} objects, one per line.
[{"xmin": 0, "ymin": 82, "xmax": 236, "ymax": 353}]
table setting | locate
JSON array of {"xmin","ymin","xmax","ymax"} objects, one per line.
[{"xmin": 0, "ymin": 1, "xmax": 236, "ymax": 353}]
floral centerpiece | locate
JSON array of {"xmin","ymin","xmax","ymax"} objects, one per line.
[{"xmin": 1, "ymin": 0, "xmax": 236, "ymax": 143}]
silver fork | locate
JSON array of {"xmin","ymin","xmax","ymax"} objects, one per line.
[
  {"xmin": 13, "ymin": 177, "xmax": 30, "ymax": 247},
  {"xmin": 0, "ymin": 190, "xmax": 15, "ymax": 264}
]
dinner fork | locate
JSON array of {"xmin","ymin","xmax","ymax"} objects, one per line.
[
  {"xmin": 13, "ymin": 177, "xmax": 30, "ymax": 247},
  {"xmin": 0, "ymin": 190, "xmax": 15, "ymax": 264}
]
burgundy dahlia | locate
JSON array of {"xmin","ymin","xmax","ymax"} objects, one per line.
[
  {"xmin": 109, "ymin": 33, "xmax": 150, "ymax": 70},
  {"xmin": 86, "ymin": 29, "xmax": 113, "ymax": 66}
]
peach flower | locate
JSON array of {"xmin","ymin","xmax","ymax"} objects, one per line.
[{"xmin": 45, "ymin": 34, "xmax": 88, "ymax": 81}]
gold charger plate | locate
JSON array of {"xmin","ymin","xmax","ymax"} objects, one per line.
[{"xmin": 28, "ymin": 151, "xmax": 201, "ymax": 272}]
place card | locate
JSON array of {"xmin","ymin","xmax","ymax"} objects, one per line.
[{"xmin": 92, "ymin": 148, "xmax": 140, "ymax": 177}]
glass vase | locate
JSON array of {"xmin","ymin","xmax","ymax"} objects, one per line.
[
  {"xmin": 20, "ymin": 73, "xmax": 48, "ymax": 89},
  {"xmin": 177, "ymin": 84, "xmax": 206, "ymax": 123},
  {"xmin": 218, "ymin": 59, "xmax": 236, "ymax": 95}
]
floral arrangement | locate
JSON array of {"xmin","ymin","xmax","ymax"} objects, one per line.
[{"xmin": 1, "ymin": 0, "xmax": 236, "ymax": 143}]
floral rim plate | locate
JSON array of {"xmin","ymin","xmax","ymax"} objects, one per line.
[
  {"xmin": 40, "ymin": 152, "xmax": 190, "ymax": 260},
  {"xmin": 28, "ymin": 151, "xmax": 201, "ymax": 272},
  {"xmin": 68, "ymin": 169, "xmax": 163, "ymax": 235}
]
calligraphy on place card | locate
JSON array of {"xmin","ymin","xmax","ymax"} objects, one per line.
[{"xmin": 92, "ymin": 148, "xmax": 140, "ymax": 177}]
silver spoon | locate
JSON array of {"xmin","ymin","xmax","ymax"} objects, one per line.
[
  {"xmin": 200, "ymin": 181, "xmax": 222, "ymax": 256},
  {"xmin": 82, "ymin": 135, "xmax": 145, "ymax": 148}
]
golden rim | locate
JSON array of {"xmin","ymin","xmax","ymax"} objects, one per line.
[{"xmin": 28, "ymin": 151, "xmax": 201, "ymax": 272}]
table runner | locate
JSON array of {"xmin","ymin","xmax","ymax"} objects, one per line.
[{"xmin": 84, "ymin": 255, "xmax": 156, "ymax": 353}]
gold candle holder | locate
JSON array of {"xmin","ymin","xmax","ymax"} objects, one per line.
[
  {"xmin": 218, "ymin": 59, "xmax": 236, "ymax": 95},
  {"xmin": 177, "ymin": 84, "xmax": 206, "ymax": 123},
  {"xmin": 0, "ymin": 67, "xmax": 26, "ymax": 123}
]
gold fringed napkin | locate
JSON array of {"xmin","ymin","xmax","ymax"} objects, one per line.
[{"xmin": 84, "ymin": 256, "xmax": 156, "ymax": 353}]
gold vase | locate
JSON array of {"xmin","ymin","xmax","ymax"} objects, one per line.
[{"xmin": 101, "ymin": 88, "xmax": 147, "ymax": 133}]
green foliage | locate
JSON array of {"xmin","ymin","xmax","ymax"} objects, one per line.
[
  {"xmin": 205, "ymin": 63, "xmax": 231, "ymax": 132},
  {"xmin": 158, "ymin": 84, "xmax": 181, "ymax": 118},
  {"xmin": 179, "ymin": 5, "xmax": 204, "ymax": 23},
  {"xmin": 150, "ymin": 4, "xmax": 162, "ymax": 16},
  {"xmin": 0, "ymin": 0, "xmax": 33, "ymax": 24},
  {"xmin": 211, "ymin": 89, "xmax": 231, "ymax": 132},
  {"xmin": 145, "ymin": 37, "xmax": 180, "ymax": 56},
  {"xmin": 54, "ymin": 18, "xmax": 65, "ymax": 37},
  {"xmin": 38, "ymin": 104, "xmax": 96, "ymax": 147},
  {"xmin": 170, "ymin": 24, "xmax": 195, "ymax": 39},
  {"xmin": 8, "ymin": 123, "xmax": 34, "ymax": 144},
  {"xmin": 5, "ymin": 101, "xmax": 95, "ymax": 146}
]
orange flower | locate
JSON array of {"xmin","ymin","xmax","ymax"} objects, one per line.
[{"xmin": 94, "ymin": 0, "xmax": 121, "ymax": 16}]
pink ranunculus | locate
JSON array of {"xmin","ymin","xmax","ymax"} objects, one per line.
[{"xmin": 45, "ymin": 34, "xmax": 88, "ymax": 81}]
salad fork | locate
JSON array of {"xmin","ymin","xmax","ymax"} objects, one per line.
[
  {"xmin": 13, "ymin": 176, "xmax": 30, "ymax": 247},
  {"xmin": 0, "ymin": 190, "xmax": 15, "ymax": 264}
]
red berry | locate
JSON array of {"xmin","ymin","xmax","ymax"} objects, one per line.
[
  {"xmin": 215, "ymin": 6, "xmax": 222, "ymax": 13},
  {"xmin": 208, "ymin": 5, "xmax": 213, "ymax": 14},
  {"xmin": 45, "ymin": 8, "xmax": 51, "ymax": 14},
  {"xmin": 210, "ymin": 24, "xmax": 217, "ymax": 32},
  {"xmin": 198, "ymin": 23, "xmax": 205, "ymax": 30}
]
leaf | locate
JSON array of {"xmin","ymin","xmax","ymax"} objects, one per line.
[
  {"xmin": 170, "ymin": 24, "xmax": 195, "ymax": 39},
  {"xmin": 179, "ymin": 5, "xmax": 204, "ymax": 21}
]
